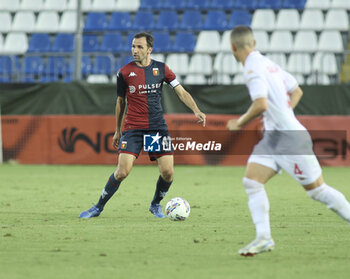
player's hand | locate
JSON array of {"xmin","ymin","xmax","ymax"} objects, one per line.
[
  {"xmin": 112, "ymin": 130, "xmax": 122, "ymax": 149},
  {"xmin": 227, "ymin": 119, "xmax": 241, "ymax": 131},
  {"xmin": 195, "ymin": 111, "xmax": 206, "ymax": 127}
]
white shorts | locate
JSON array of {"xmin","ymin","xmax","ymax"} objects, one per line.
[{"xmin": 248, "ymin": 153, "xmax": 322, "ymax": 185}]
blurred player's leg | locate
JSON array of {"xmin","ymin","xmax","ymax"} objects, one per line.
[
  {"xmin": 149, "ymin": 155, "xmax": 174, "ymax": 218},
  {"xmin": 305, "ymin": 175, "xmax": 350, "ymax": 223},
  {"xmin": 276, "ymin": 155, "xmax": 350, "ymax": 224},
  {"xmin": 239, "ymin": 162, "xmax": 276, "ymax": 256},
  {"xmin": 79, "ymin": 153, "xmax": 136, "ymax": 218}
]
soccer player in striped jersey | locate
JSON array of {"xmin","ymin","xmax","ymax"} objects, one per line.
[{"xmin": 80, "ymin": 32, "xmax": 206, "ymax": 219}]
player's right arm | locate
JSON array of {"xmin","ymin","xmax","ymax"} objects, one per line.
[
  {"xmin": 227, "ymin": 70, "xmax": 268, "ymax": 131},
  {"xmin": 112, "ymin": 70, "xmax": 127, "ymax": 149},
  {"xmin": 113, "ymin": 96, "xmax": 126, "ymax": 149}
]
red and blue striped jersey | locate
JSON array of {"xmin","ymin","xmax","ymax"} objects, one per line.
[{"xmin": 116, "ymin": 60, "xmax": 179, "ymax": 131}]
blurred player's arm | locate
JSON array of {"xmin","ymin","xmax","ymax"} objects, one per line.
[
  {"xmin": 112, "ymin": 96, "xmax": 126, "ymax": 149},
  {"xmin": 289, "ymin": 86, "xmax": 303, "ymax": 109},
  {"xmin": 174, "ymin": 84, "xmax": 206, "ymax": 127},
  {"xmin": 227, "ymin": 98, "xmax": 267, "ymax": 131},
  {"xmin": 228, "ymin": 75, "xmax": 268, "ymax": 131}
]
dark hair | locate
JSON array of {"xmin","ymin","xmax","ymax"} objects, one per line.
[{"xmin": 133, "ymin": 32, "xmax": 154, "ymax": 48}]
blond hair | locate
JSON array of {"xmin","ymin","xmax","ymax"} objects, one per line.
[{"xmin": 230, "ymin": 25, "xmax": 255, "ymax": 50}]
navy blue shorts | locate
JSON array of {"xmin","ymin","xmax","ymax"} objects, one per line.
[{"xmin": 118, "ymin": 129, "xmax": 173, "ymax": 161}]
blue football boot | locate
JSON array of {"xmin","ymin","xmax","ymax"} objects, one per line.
[
  {"xmin": 79, "ymin": 205, "xmax": 102, "ymax": 218},
  {"xmin": 149, "ymin": 203, "xmax": 165, "ymax": 218}
]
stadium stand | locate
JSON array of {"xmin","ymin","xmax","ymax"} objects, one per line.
[
  {"xmin": 51, "ymin": 33, "xmax": 74, "ymax": 53},
  {"xmin": 11, "ymin": 12, "xmax": 36, "ymax": 32},
  {"xmin": 195, "ymin": 31, "xmax": 221, "ymax": 53},
  {"xmin": 27, "ymin": 34, "xmax": 51, "ymax": 53},
  {"xmin": 58, "ymin": 11, "xmax": 77, "ymax": 32},
  {"xmin": 35, "ymin": 11, "xmax": 60, "ymax": 33},
  {"xmin": 155, "ymin": 11, "xmax": 179, "ymax": 31},
  {"xmin": 171, "ymin": 32, "xmax": 196, "ymax": 53},
  {"xmin": 152, "ymin": 32, "xmax": 172, "ymax": 53},
  {"xmin": 179, "ymin": 11, "xmax": 203, "ymax": 31},
  {"xmin": 332, "ymin": 0, "xmax": 350, "ymax": 9},
  {"xmin": 251, "ymin": 9, "xmax": 275, "ymax": 31},
  {"xmin": 275, "ymin": 9, "xmax": 300, "ymax": 31},
  {"xmin": 0, "ymin": 12, "xmax": 12, "ymax": 33},
  {"xmin": 0, "ymin": 0, "xmax": 20, "ymax": 11},
  {"xmin": 43, "ymin": 0, "xmax": 67, "ymax": 11},
  {"xmin": 0, "ymin": 0, "xmax": 348, "ymax": 85}
]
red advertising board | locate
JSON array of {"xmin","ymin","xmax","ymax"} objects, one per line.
[{"xmin": 2, "ymin": 114, "xmax": 350, "ymax": 166}]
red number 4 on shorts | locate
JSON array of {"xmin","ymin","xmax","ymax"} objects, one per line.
[{"xmin": 294, "ymin": 163, "xmax": 303, "ymax": 175}]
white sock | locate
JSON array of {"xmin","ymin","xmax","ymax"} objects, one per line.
[
  {"xmin": 307, "ymin": 183, "xmax": 350, "ymax": 222},
  {"xmin": 243, "ymin": 177, "xmax": 271, "ymax": 240}
]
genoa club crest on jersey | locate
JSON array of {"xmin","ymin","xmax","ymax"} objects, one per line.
[{"xmin": 153, "ymin": 68, "xmax": 159, "ymax": 76}]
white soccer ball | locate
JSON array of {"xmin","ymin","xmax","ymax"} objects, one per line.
[{"xmin": 165, "ymin": 197, "xmax": 190, "ymax": 221}]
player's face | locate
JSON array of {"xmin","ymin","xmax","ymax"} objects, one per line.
[{"xmin": 132, "ymin": 37, "xmax": 152, "ymax": 63}]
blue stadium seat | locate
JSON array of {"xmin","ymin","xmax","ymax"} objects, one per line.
[
  {"xmin": 47, "ymin": 56, "xmax": 67, "ymax": 75},
  {"xmin": 139, "ymin": 0, "xmax": 163, "ymax": 10},
  {"xmin": 51, "ymin": 34, "xmax": 74, "ymax": 53},
  {"xmin": 258, "ymin": 0, "xmax": 284, "ymax": 9},
  {"xmin": 162, "ymin": 0, "xmax": 187, "ymax": 10},
  {"xmin": 152, "ymin": 32, "xmax": 171, "ymax": 53},
  {"xmin": 203, "ymin": 11, "xmax": 227, "ymax": 31},
  {"xmin": 93, "ymin": 55, "xmax": 115, "ymax": 75},
  {"xmin": 187, "ymin": 0, "xmax": 211, "ymax": 10},
  {"xmin": 0, "ymin": 56, "xmax": 19, "ymax": 76},
  {"xmin": 100, "ymin": 33, "xmax": 123, "ymax": 52},
  {"xmin": 68, "ymin": 56, "xmax": 93, "ymax": 76},
  {"xmin": 120, "ymin": 33, "xmax": 136, "ymax": 52},
  {"xmin": 84, "ymin": 12, "xmax": 108, "ymax": 31},
  {"xmin": 108, "ymin": 12, "xmax": 131, "ymax": 31},
  {"xmin": 83, "ymin": 35, "xmax": 99, "ymax": 52},
  {"xmin": 23, "ymin": 56, "xmax": 45, "ymax": 75},
  {"xmin": 40, "ymin": 75, "xmax": 59, "ymax": 83},
  {"xmin": 171, "ymin": 32, "xmax": 196, "ymax": 52},
  {"xmin": 155, "ymin": 11, "xmax": 179, "ymax": 31},
  {"xmin": 210, "ymin": 0, "xmax": 235, "ymax": 9},
  {"xmin": 228, "ymin": 10, "xmax": 252, "ymax": 28},
  {"xmin": 282, "ymin": 0, "xmax": 306, "ymax": 9},
  {"xmin": 179, "ymin": 11, "xmax": 203, "ymax": 31},
  {"xmin": 119, "ymin": 55, "xmax": 134, "ymax": 67},
  {"xmin": 27, "ymin": 34, "xmax": 51, "ymax": 53},
  {"xmin": 131, "ymin": 11, "xmax": 155, "ymax": 31},
  {"xmin": 234, "ymin": 0, "xmax": 259, "ymax": 9},
  {"xmin": 0, "ymin": 77, "xmax": 11, "ymax": 83}
]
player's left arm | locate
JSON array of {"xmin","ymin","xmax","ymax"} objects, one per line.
[
  {"xmin": 289, "ymin": 86, "xmax": 303, "ymax": 109},
  {"xmin": 174, "ymin": 85, "xmax": 206, "ymax": 127},
  {"xmin": 227, "ymin": 98, "xmax": 267, "ymax": 131}
]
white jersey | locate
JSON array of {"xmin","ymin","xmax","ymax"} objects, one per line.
[{"xmin": 244, "ymin": 51, "xmax": 305, "ymax": 131}]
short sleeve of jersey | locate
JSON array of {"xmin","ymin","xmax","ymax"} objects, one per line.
[
  {"xmin": 164, "ymin": 64, "xmax": 179, "ymax": 88},
  {"xmin": 281, "ymin": 69, "xmax": 298, "ymax": 93},
  {"xmin": 116, "ymin": 71, "xmax": 127, "ymax": 98},
  {"xmin": 244, "ymin": 69, "xmax": 268, "ymax": 101}
]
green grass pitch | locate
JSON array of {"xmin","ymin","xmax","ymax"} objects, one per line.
[{"xmin": 1, "ymin": 164, "xmax": 350, "ymax": 279}]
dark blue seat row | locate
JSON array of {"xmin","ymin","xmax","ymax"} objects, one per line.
[
  {"xmin": 0, "ymin": 55, "xmax": 122, "ymax": 79},
  {"xmin": 139, "ymin": 0, "xmax": 306, "ymax": 10},
  {"xmin": 85, "ymin": 10, "xmax": 251, "ymax": 32},
  {"xmin": 27, "ymin": 32, "xmax": 197, "ymax": 53}
]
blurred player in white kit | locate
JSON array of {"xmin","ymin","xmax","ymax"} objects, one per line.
[{"xmin": 227, "ymin": 25, "xmax": 350, "ymax": 256}]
